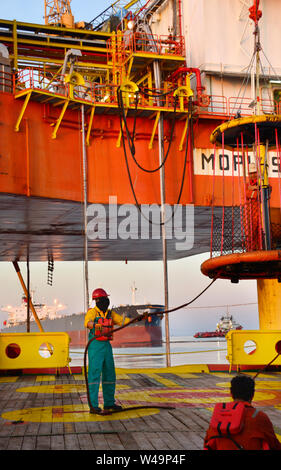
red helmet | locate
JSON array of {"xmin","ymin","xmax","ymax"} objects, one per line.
[{"xmin": 92, "ymin": 288, "xmax": 109, "ymax": 300}]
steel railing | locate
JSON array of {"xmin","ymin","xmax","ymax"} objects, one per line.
[{"xmin": 1, "ymin": 68, "xmax": 280, "ymax": 117}]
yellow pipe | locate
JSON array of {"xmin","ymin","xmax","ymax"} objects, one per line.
[
  {"xmin": 12, "ymin": 262, "xmax": 58, "ymax": 360},
  {"xmin": 136, "ymin": 72, "xmax": 150, "ymax": 85},
  {"xmin": 179, "ymin": 116, "xmax": 189, "ymax": 151},
  {"xmin": 1, "ymin": 19, "xmax": 113, "ymax": 38},
  {"xmin": 259, "ymin": 143, "xmax": 268, "ymax": 187},
  {"xmin": 125, "ymin": 0, "xmax": 139, "ymax": 8},
  {"xmin": 1, "ymin": 36, "xmax": 110, "ymax": 55},
  {"xmin": 116, "ymin": 109, "xmax": 128, "ymax": 148},
  {"xmin": 148, "ymin": 69, "xmax": 153, "ymax": 107},
  {"xmin": 149, "ymin": 111, "xmax": 160, "ymax": 149},
  {"xmin": 257, "ymin": 279, "xmax": 281, "ymax": 330},
  {"xmin": 43, "ymin": 65, "xmax": 63, "ymax": 90},
  {"xmin": 86, "ymin": 106, "xmax": 95, "ymax": 146},
  {"xmin": 14, "ymin": 92, "xmax": 32, "ymax": 132},
  {"xmin": 12, "ymin": 20, "xmax": 18, "ymax": 70},
  {"xmin": 51, "ymin": 100, "xmax": 69, "ymax": 139},
  {"xmin": 126, "ymin": 56, "xmax": 134, "ymax": 81},
  {"xmin": 6, "ymin": 52, "xmax": 112, "ymax": 69},
  {"xmin": 12, "ymin": 262, "xmax": 44, "ymax": 333}
]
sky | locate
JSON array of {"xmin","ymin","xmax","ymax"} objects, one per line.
[
  {"xmin": 0, "ymin": 1, "xmax": 260, "ymax": 336},
  {"xmin": 0, "ymin": 0, "xmax": 108, "ymax": 25}
]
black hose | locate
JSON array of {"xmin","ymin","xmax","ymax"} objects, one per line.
[
  {"xmin": 253, "ymin": 352, "xmax": 281, "ymax": 379},
  {"xmin": 83, "ymin": 323, "xmax": 175, "ymax": 414},
  {"xmin": 138, "ymin": 85, "xmax": 177, "ymax": 98},
  {"xmin": 83, "ymin": 277, "xmax": 218, "ymax": 414},
  {"xmin": 117, "ymin": 88, "xmax": 179, "ymax": 173},
  {"xmin": 117, "ymin": 87, "xmax": 192, "ymax": 226}
]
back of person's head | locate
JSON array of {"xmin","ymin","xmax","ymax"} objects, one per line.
[{"xmin": 230, "ymin": 375, "xmax": 255, "ymax": 402}]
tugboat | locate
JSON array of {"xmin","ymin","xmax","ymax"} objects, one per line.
[{"xmin": 194, "ymin": 312, "xmax": 242, "ymax": 338}]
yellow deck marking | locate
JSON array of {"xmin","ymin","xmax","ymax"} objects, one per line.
[
  {"xmin": 205, "ymin": 372, "xmax": 278, "ymax": 379},
  {"xmin": 216, "ymin": 381, "xmax": 281, "ymax": 390},
  {"xmin": 236, "ymin": 372, "xmax": 281, "ymax": 379},
  {"xmin": 175, "ymin": 373, "xmax": 197, "ymax": 379},
  {"xmin": 2, "ymin": 371, "xmax": 280, "ymax": 424},
  {"xmin": 115, "ymin": 388, "xmax": 229, "ymax": 404},
  {"xmin": 36, "ymin": 375, "xmax": 56, "ymax": 382},
  {"xmin": 1, "ymin": 404, "xmax": 159, "ymax": 423},
  {"xmin": 0, "ymin": 377, "xmax": 18, "ymax": 383},
  {"xmin": 115, "ymin": 364, "xmax": 209, "ymax": 374},
  {"xmin": 16, "ymin": 383, "xmax": 129, "ymax": 394},
  {"xmin": 146, "ymin": 373, "xmax": 179, "ymax": 387},
  {"xmin": 114, "ymin": 388, "xmax": 275, "ymax": 404},
  {"xmin": 74, "ymin": 373, "xmax": 130, "ymax": 380},
  {"xmin": 209, "ymin": 373, "xmax": 236, "ymax": 378}
]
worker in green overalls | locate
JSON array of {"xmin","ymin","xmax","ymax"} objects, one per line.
[{"xmin": 84, "ymin": 288, "xmax": 130, "ymax": 414}]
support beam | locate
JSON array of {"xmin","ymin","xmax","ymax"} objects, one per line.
[
  {"xmin": 257, "ymin": 279, "xmax": 281, "ymax": 330},
  {"xmin": 51, "ymin": 99, "xmax": 69, "ymax": 139},
  {"xmin": 86, "ymin": 106, "xmax": 95, "ymax": 146},
  {"xmin": 81, "ymin": 105, "xmax": 89, "ymax": 311},
  {"xmin": 12, "ymin": 20, "xmax": 18, "ymax": 70},
  {"xmin": 12, "ymin": 261, "xmax": 45, "ymax": 333},
  {"xmin": 179, "ymin": 116, "xmax": 189, "ymax": 151},
  {"xmin": 153, "ymin": 58, "xmax": 171, "ymax": 368},
  {"xmin": 14, "ymin": 92, "xmax": 31, "ymax": 132},
  {"xmin": 149, "ymin": 111, "xmax": 160, "ymax": 149},
  {"xmin": 116, "ymin": 109, "xmax": 128, "ymax": 148}
]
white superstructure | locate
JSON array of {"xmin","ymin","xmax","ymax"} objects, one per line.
[
  {"xmin": 216, "ymin": 312, "xmax": 242, "ymax": 333},
  {"xmin": 1, "ymin": 296, "xmax": 67, "ymax": 327},
  {"xmin": 150, "ymin": 0, "xmax": 281, "ymax": 109}
]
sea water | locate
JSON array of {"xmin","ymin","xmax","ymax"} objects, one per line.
[{"xmin": 69, "ymin": 335, "xmax": 229, "ymax": 368}]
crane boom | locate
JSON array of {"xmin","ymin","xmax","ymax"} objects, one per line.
[
  {"xmin": 44, "ymin": 0, "xmax": 74, "ymax": 28},
  {"xmin": 89, "ymin": 0, "xmax": 147, "ymax": 31}
]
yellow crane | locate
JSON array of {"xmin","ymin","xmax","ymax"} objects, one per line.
[
  {"xmin": 44, "ymin": 0, "xmax": 75, "ymax": 28},
  {"xmin": 44, "ymin": 0, "xmax": 148, "ymax": 30},
  {"xmin": 89, "ymin": 0, "xmax": 148, "ymax": 30}
]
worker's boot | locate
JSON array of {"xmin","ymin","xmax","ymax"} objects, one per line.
[
  {"xmin": 104, "ymin": 404, "xmax": 123, "ymax": 412},
  {"xmin": 90, "ymin": 406, "xmax": 102, "ymax": 414}
]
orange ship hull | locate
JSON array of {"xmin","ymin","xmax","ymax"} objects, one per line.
[{"xmin": 68, "ymin": 324, "xmax": 162, "ymax": 348}]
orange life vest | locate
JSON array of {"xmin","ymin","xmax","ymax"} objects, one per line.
[
  {"xmin": 94, "ymin": 314, "xmax": 113, "ymax": 341},
  {"xmin": 204, "ymin": 402, "xmax": 270, "ymax": 450}
]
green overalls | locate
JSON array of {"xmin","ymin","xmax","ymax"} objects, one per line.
[{"xmin": 85, "ymin": 306, "xmax": 127, "ymax": 408}]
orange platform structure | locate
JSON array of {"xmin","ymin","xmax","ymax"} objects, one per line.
[
  {"xmin": 0, "ymin": 18, "xmax": 280, "ymax": 264},
  {"xmin": 1, "ymin": 1, "xmax": 281, "ymax": 372}
]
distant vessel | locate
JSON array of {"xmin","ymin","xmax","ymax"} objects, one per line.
[
  {"xmin": 0, "ymin": 292, "xmax": 163, "ymax": 348},
  {"xmin": 1, "ymin": 295, "xmax": 66, "ymax": 326},
  {"xmin": 194, "ymin": 312, "xmax": 242, "ymax": 338}
]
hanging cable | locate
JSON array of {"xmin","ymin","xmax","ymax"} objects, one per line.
[
  {"xmin": 117, "ymin": 87, "xmax": 192, "ymax": 226},
  {"xmin": 229, "ymin": 50, "xmax": 256, "ymax": 117},
  {"xmin": 138, "ymin": 84, "xmax": 177, "ymax": 98},
  {"xmin": 117, "ymin": 87, "xmax": 179, "ymax": 173}
]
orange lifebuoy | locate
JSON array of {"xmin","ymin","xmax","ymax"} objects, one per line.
[{"xmin": 201, "ymin": 250, "xmax": 281, "ymax": 281}]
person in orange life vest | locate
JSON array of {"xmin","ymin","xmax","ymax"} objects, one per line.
[
  {"xmin": 204, "ymin": 375, "xmax": 281, "ymax": 450},
  {"xmin": 247, "ymin": 163, "xmax": 259, "ymax": 199},
  {"xmin": 244, "ymin": 162, "xmax": 260, "ymax": 250},
  {"xmin": 84, "ymin": 288, "xmax": 131, "ymax": 414}
]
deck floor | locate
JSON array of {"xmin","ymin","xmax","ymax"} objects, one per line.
[{"xmin": 0, "ymin": 367, "xmax": 281, "ymax": 451}]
